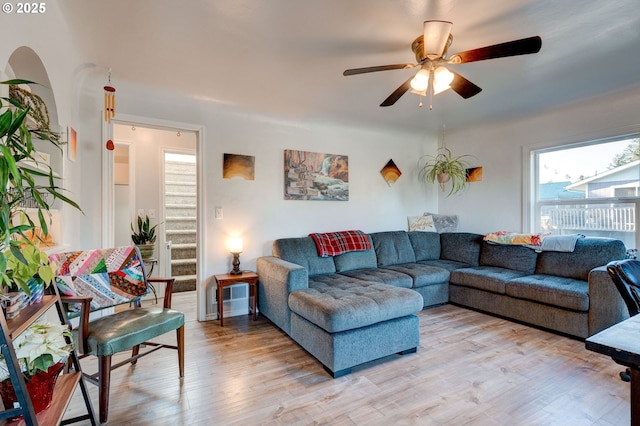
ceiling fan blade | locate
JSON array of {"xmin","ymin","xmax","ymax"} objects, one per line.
[
  {"xmin": 380, "ymin": 76, "xmax": 414, "ymax": 107},
  {"xmin": 343, "ymin": 64, "xmax": 416, "ymax": 76},
  {"xmin": 448, "ymin": 70, "xmax": 482, "ymax": 99},
  {"xmin": 449, "ymin": 36, "xmax": 542, "ymax": 64}
]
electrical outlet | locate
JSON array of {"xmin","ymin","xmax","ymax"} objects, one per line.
[
  {"xmin": 215, "ymin": 206, "xmax": 223, "ymax": 220},
  {"xmin": 138, "ymin": 209, "xmax": 145, "ymax": 217}
]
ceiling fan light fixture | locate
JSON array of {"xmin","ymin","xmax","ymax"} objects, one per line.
[
  {"xmin": 423, "ymin": 20, "xmax": 453, "ymax": 59},
  {"xmin": 410, "ymin": 68, "xmax": 429, "ymax": 92},
  {"xmin": 433, "ymin": 66, "xmax": 454, "ymax": 94}
]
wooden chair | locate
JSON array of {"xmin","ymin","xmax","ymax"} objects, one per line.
[
  {"xmin": 49, "ymin": 247, "xmax": 185, "ymax": 424},
  {"xmin": 606, "ymin": 259, "xmax": 640, "ymax": 382}
]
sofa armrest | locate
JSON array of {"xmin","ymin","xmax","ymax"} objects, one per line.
[
  {"xmin": 257, "ymin": 256, "xmax": 308, "ymax": 334},
  {"xmin": 588, "ymin": 266, "xmax": 629, "ymax": 336}
]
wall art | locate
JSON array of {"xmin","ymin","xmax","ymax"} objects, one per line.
[
  {"xmin": 284, "ymin": 149, "xmax": 348, "ymax": 201},
  {"xmin": 223, "ymin": 153, "xmax": 255, "ymax": 180},
  {"xmin": 68, "ymin": 127, "xmax": 77, "ymax": 162},
  {"xmin": 380, "ymin": 159, "xmax": 402, "ymax": 186},
  {"xmin": 466, "ymin": 166, "xmax": 483, "ymax": 182}
]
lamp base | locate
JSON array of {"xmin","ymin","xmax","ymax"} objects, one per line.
[{"xmin": 230, "ymin": 252, "xmax": 242, "ymax": 275}]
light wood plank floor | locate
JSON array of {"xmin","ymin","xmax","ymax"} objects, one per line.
[{"xmin": 64, "ymin": 292, "xmax": 631, "ymax": 425}]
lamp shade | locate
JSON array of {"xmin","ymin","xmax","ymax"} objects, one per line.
[
  {"xmin": 433, "ymin": 66, "xmax": 454, "ymax": 95},
  {"xmin": 228, "ymin": 237, "xmax": 243, "ymax": 253},
  {"xmin": 423, "ymin": 20, "xmax": 453, "ymax": 59},
  {"xmin": 410, "ymin": 69, "xmax": 430, "ymax": 92}
]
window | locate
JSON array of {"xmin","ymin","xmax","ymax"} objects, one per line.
[{"xmin": 530, "ymin": 136, "xmax": 639, "ymax": 250}]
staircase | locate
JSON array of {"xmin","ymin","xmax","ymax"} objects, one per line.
[{"xmin": 164, "ymin": 157, "xmax": 197, "ymax": 292}]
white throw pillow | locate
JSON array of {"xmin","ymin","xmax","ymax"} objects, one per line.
[{"xmin": 408, "ymin": 215, "xmax": 437, "ymax": 232}]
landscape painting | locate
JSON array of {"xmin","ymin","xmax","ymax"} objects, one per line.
[{"xmin": 284, "ymin": 149, "xmax": 349, "ymax": 201}]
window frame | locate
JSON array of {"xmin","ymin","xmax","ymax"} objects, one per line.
[{"xmin": 524, "ymin": 133, "xmax": 639, "ymax": 250}]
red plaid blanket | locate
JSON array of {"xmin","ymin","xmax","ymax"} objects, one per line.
[{"xmin": 309, "ymin": 230, "xmax": 371, "ymax": 257}]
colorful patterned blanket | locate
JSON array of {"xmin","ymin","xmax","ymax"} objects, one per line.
[
  {"xmin": 49, "ymin": 246, "xmax": 149, "ymax": 311},
  {"xmin": 483, "ymin": 231, "xmax": 550, "ymax": 246},
  {"xmin": 484, "ymin": 231, "xmax": 584, "ymax": 252},
  {"xmin": 309, "ymin": 230, "xmax": 372, "ymax": 257}
]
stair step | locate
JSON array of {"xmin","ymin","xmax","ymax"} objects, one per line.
[{"xmin": 171, "ymin": 258, "xmax": 196, "ymax": 265}]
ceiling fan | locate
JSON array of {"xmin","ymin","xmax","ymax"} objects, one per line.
[{"xmin": 343, "ymin": 20, "xmax": 542, "ymax": 108}]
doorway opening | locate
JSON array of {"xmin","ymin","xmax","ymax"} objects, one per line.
[{"xmin": 110, "ymin": 123, "xmax": 199, "ymax": 302}]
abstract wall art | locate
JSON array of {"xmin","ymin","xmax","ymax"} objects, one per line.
[
  {"xmin": 466, "ymin": 166, "xmax": 483, "ymax": 182},
  {"xmin": 380, "ymin": 159, "xmax": 402, "ymax": 186},
  {"xmin": 223, "ymin": 153, "xmax": 255, "ymax": 180}
]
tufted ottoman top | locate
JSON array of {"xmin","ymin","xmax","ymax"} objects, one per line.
[{"xmin": 288, "ymin": 275, "xmax": 424, "ymax": 333}]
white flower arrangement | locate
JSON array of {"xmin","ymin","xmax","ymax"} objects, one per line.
[{"xmin": 0, "ymin": 321, "xmax": 73, "ymax": 382}]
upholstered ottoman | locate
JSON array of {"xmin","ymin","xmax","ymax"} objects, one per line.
[{"xmin": 288, "ymin": 275, "xmax": 423, "ymax": 377}]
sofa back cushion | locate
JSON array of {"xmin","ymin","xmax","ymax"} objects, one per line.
[
  {"xmin": 440, "ymin": 233, "xmax": 483, "ymax": 266},
  {"xmin": 370, "ymin": 231, "xmax": 416, "ymax": 266},
  {"xmin": 480, "ymin": 242, "xmax": 539, "ymax": 274},
  {"xmin": 408, "ymin": 231, "xmax": 441, "ymax": 261},
  {"xmin": 536, "ymin": 237, "xmax": 626, "ymax": 280},
  {"xmin": 333, "ymin": 235, "xmax": 377, "ymax": 272},
  {"xmin": 272, "ymin": 237, "xmax": 336, "ymax": 276}
]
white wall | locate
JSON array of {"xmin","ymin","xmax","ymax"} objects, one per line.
[{"xmin": 440, "ymin": 86, "xmax": 640, "ymax": 234}]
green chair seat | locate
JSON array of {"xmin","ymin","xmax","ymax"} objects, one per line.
[{"xmin": 85, "ymin": 307, "xmax": 185, "ymax": 356}]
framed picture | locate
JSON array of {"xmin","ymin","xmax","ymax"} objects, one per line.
[
  {"xmin": 223, "ymin": 153, "xmax": 255, "ymax": 180},
  {"xmin": 284, "ymin": 149, "xmax": 348, "ymax": 201},
  {"xmin": 67, "ymin": 127, "xmax": 77, "ymax": 162}
]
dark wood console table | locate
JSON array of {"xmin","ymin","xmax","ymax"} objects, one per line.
[{"xmin": 586, "ymin": 315, "xmax": 640, "ymax": 425}]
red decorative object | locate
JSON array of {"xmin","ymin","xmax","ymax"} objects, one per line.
[
  {"xmin": 0, "ymin": 362, "xmax": 65, "ymax": 417},
  {"xmin": 106, "ymin": 139, "xmax": 114, "ymax": 151}
]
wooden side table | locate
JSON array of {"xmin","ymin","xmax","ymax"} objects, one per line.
[{"xmin": 213, "ymin": 271, "xmax": 259, "ymax": 326}]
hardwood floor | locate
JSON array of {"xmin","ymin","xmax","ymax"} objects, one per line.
[{"xmin": 64, "ymin": 292, "xmax": 630, "ymax": 425}]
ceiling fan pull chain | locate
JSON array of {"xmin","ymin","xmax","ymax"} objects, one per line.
[{"xmin": 418, "ymin": 96, "xmax": 423, "ymax": 108}]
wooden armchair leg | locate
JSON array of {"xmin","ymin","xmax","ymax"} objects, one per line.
[
  {"xmin": 99, "ymin": 355, "xmax": 113, "ymax": 424},
  {"xmin": 177, "ymin": 325, "xmax": 185, "ymax": 378},
  {"xmin": 131, "ymin": 344, "xmax": 141, "ymax": 365}
]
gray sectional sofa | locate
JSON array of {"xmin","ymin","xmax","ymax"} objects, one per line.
[{"xmin": 257, "ymin": 230, "xmax": 627, "ymax": 377}]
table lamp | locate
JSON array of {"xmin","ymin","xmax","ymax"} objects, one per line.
[{"xmin": 228, "ymin": 237, "xmax": 243, "ymax": 275}]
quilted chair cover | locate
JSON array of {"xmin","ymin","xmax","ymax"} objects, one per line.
[{"xmin": 49, "ymin": 246, "xmax": 149, "ymax": 311}]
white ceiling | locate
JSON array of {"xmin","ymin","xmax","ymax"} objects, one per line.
[{"xmin": 59, "ymin": 0, "xmax": 640, "ymax": 134}]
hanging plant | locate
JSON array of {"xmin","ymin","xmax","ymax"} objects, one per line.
[{"xmin": 418, "ymin": 147, "xmax": 475, "ymax": 196}]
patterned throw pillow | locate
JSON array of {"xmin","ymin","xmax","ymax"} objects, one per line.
[{"xmin": 408, "ymin": 215, "xmax": 438, "ymax": 232}]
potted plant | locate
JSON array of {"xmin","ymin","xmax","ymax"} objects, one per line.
[
  {"xmin": 1, "ymin": 79, "xmax": 81, "ymax": 296},
  {"xmin": 131, "ymin": 215, "xmax": 160, "ymax": 260},
  {"xmin": 418, "ymin": 147, "xmax": 475, "ymax": 196},
  {"xmin": 0, "ymin": 320, "xmax": 73, "ymax": 414}
]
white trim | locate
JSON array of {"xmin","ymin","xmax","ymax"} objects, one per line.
[{"xmin": 101, "ymin": 116, "xmax": 114, "ymax": 248}]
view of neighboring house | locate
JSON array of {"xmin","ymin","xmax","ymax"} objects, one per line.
[{"xmin": 541, "ymin": 160, "xmax": 639, "ymax": 247}]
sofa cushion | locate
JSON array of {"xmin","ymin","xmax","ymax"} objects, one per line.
[
  {"xmin": 440, "ymin": 233, "xmax": 483, "ymax": 266},
  {"xmin": 480, "ymin": 242, "xmax": 538, "ymax": 274},
  {"xmin": 370, "ymin": 231, "xmax": 416, "ymax": 267},
  {"xmin": 289, "ymin": 278, "xmax": 423, "ymax": 333},
  {"xmin": 535, "ymin": 238, "xmax": 627, "ymax": 280},
  {"xmin": 338, "ymin": 268, "xmax": 413, "ymax": 288},
  {"xmin": 505, "ymin": 275, "xmax": 589, "ymax": 311},
  {"xmin": 418, "ymin": 259, "xmax": 471, "ymax": 272},
  {"xmin": 450, "ymin": 266, "xmax": 531, "ymax": 294},
  {"xmin": 408, "ymin": 231, "xmax": 441, "ymax": 261},
  {"xmin": 272, "ymin": 237, "xmax": 336, "ymax": 276},
  {"xmin": 333, "ymin": 235, "xmax": 377, "ymax": 272},
  {"xmin": 383, "ymin": 264, "xmax": 450, "ymax": 288}
]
